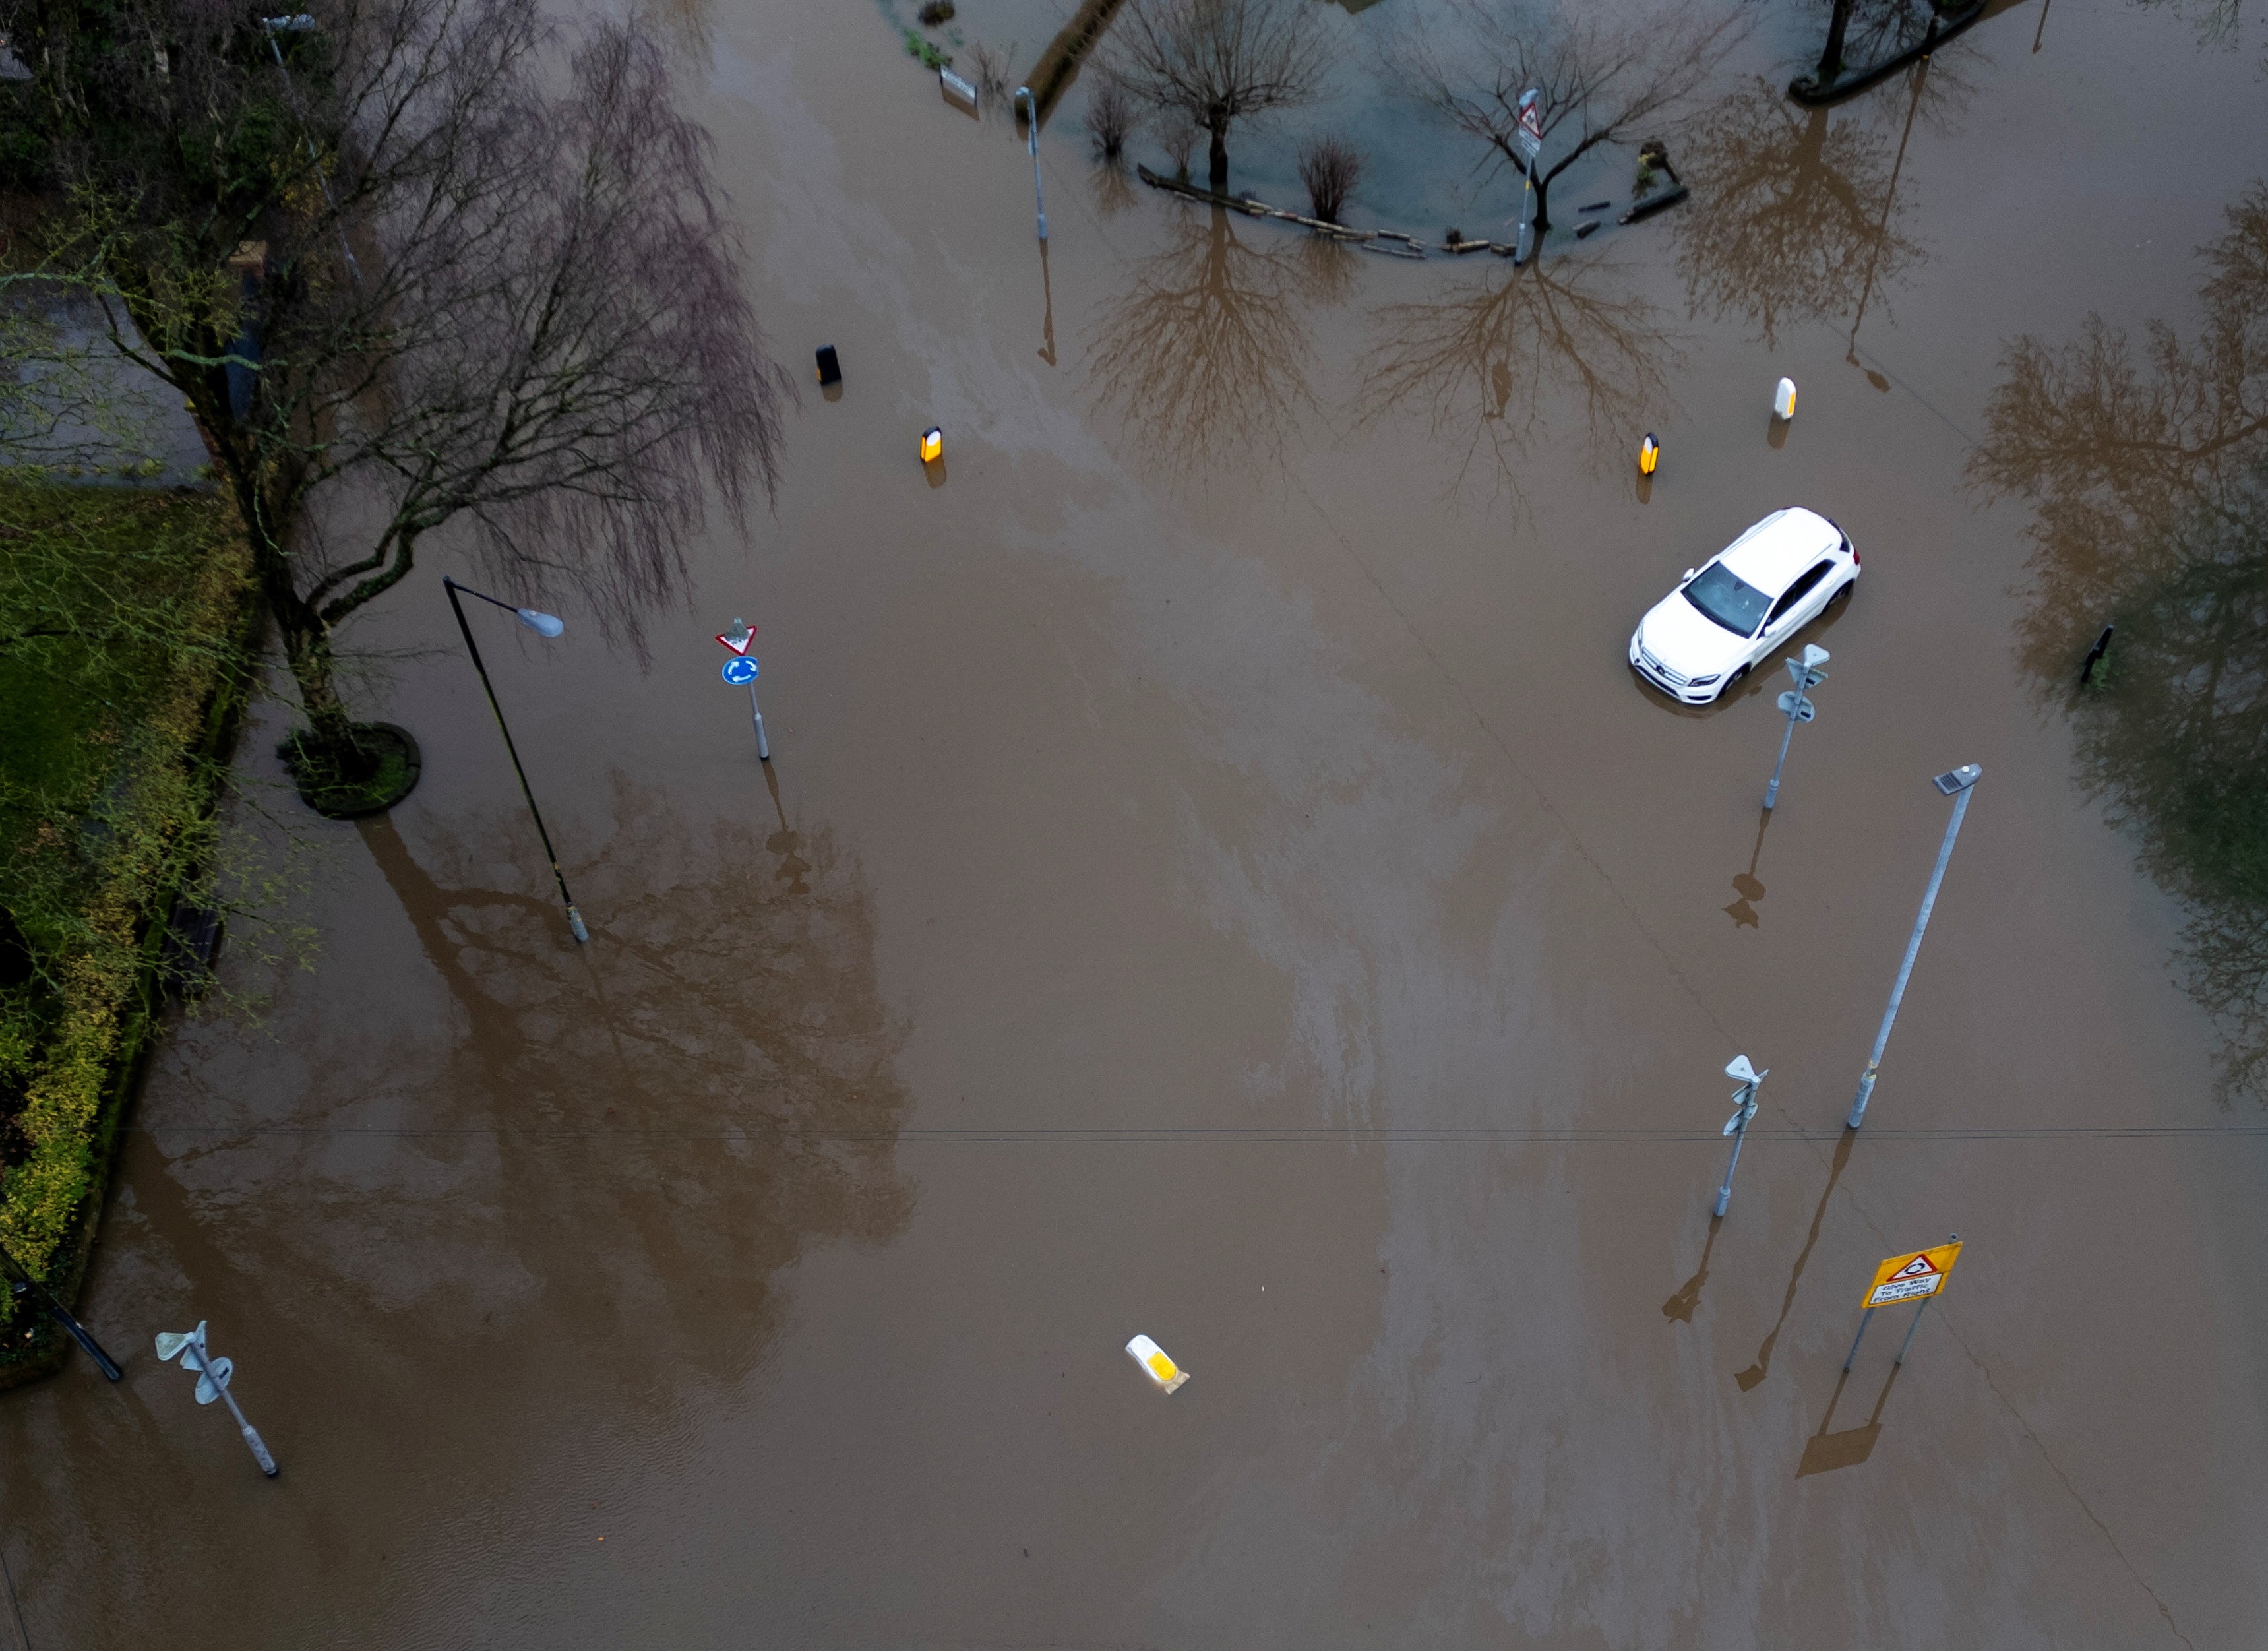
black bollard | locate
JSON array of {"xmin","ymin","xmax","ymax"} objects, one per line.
[
  {"xmin": 2081, "ymin": 625, "xmax": 2114, "ymax": 685},
  {"xmin": 816, "ymin": 345, "xmax": 841, "ymax": 387}
]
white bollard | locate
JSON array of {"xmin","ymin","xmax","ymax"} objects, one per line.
[
  {"xmin": 1125, "ymin": 1334, "xmax": 1190, "ymax": 1393},
  {"xmin": 1773, "ymin": 377, "xmax": 1798, "ymax": 420}
]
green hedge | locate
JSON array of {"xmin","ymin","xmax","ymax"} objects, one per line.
[{"xmin": 0, "ymin": 481, "xmax": 255, "ymax": 1384}]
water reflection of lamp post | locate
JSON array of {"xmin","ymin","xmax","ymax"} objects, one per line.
[
  {"xmin": 1844, "ymin": 57, "xmax": 1927, "ymax": 390},
  {"xmin": 1846, "ymin": 764, "xmax": 1981, "ymax": 1129},
  {"xmin": 1014, "ymin": 86, "xmax": 1048, "ymax": 242},
  {"xmin": 443, "ymin": 576, "xmax": 590, "ymax": 944}
]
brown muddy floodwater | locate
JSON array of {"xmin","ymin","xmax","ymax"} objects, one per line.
[{"xmin": 6, "ymin": 0, "xmax": 2268, "ymax": 1646}]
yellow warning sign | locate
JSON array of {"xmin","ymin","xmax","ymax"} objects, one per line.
[{"xmin": 1862, "ymin": 1241, "xmax": 1963, "ymax": 1308}]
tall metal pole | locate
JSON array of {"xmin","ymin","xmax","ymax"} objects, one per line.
[
  {"xmin": 184, "ymin": 1325, "xmax": 278, "ymax": 1477},
  {"xmin": 747, "ymin": 683, "xmax": 771, "ymax": 761},
  {"xmin": 1847, "ymin": 765, "xmax": 1981, "ymax": 1129},
  {"xmin": 1895, "ymin": 1297, "xmax": 1933, "ymax": 1365},
  {"xmin": 1841, "ymin": 1309, "xmax": 1874, "ymax": 1371},
  {"xmin": 3, "ymin": 1265, "xmax": 121, "ymax": 1381},
  {"xmin": 1764, "ymin": 710, "xmax": 1799, "ymax": 811},
  {"xmin": 443, "ymin": 578, "xmax": 589, "ymax": 943},
  {"xmin": 1710, "ymin": 1057, "xmax": 1763, "ymax": 1219},
  {"xmin": 1016, "ymin": 87, "xmax": 1047, "ymax": 241},
  {"xmin": 1713, "ymin": 1111, "xmax": 1750, "ymax": 1220}
]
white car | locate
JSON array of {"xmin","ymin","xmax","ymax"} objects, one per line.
[{"xmin": 1628, "ymin": 507, "xmax": 1858, "ymax": 704}]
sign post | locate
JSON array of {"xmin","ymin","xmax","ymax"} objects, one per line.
[
  {"xmin": 1841, "ymin": 1234, "xmax": 1961, "ymax": 1371},
  {"xmin": 1764, "ymin": 644, "xmax": 1829, "ymax": 810},
  {"xmin": 155, "ymin": 1319, "xmax": 278, "ymax": 1477},
  {"xmin": 718, "ymin": 619, "xmax": 770, "ymax": 761},
  {"xmin": 1513, "ymin": 90, "xmax": 1543, "ymax": 263},
  {"xmin": 1711, "ymin": 1055, "xmax": 1766, "ymax": 1218}
]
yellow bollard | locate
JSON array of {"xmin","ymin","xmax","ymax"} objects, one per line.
[
  {"xmin": 1638, "ymin": 433, "xmax": 1659, "ymax": 475},
  {"xmin": 1124, "ymin": 1334, "xmax": 1190, "ymax": 1393},
  {"xmin": 1773, "ymin": 377, "xmax": 1797, "ymax": 420},
  {"xmin": 919, "ymin": 426, "xmax": 944, "ymax": 462}
]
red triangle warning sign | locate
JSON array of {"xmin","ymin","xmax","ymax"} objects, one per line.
[{"xmin": 1888, "ymin": 1253, "xmax": 1938, "ymax": 1280}]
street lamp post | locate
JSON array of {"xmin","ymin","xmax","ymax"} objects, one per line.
[
  {"xmin": 1846, "ymin": 764, "xmax": 1982, "ymax": 1129},
  {"xmin": 1, "ymin": 1252, "xmax": 121, "ymax": 1381},
  {"xmin": 156, "ymin": 1320, "xmax": 278, "ymax": 1477},
  {"xmin": 1764, "ymin": 644, "xmax": 1829, "ymax": 810},
  {"xmin": 1713, "ymin": 1055, "xmax": 1767, "ymax": 1218},
  {"xmin": 1014, "ymin": 86, "xmax": 1048, "ymax": 241},
  {"xmin": 442, "ymin": 576, "xmax": 588, "ymax": 943}
]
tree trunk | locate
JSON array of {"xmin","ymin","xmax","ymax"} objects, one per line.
[
  {"xmin": 251, "ymin": 511, "xmax": 367, "ymax": 774},
  {"xmin": 1208, "ymin": 113, "xmax": 1229, "ymax": 192},
  {"xmin": 1816, "ymin": 0, "xmax": 1854, "ymax": 86},
  {"xmin": 1530, "ymin": 163, "xmax": 1553, "ymax": 235}
]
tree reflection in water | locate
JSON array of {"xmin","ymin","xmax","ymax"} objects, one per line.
[
  {"xmin": 1672, "ymin": 76, "xmax": 1926, "ymax": 348},
  {"xmin": 1973, "ymin": 183, "xmax": 2268, "ymax": 1100},
  {"xmin": 1357, "ymin": 250, "xmax": 1679, "ymax": 496},
  {"xmin": 356, "ymin": 773, "xmax": 915, "ymax": 1379},
  {"xmin": 1086, "ymin": 205, "xmax": 1326, "ymax": 471}
]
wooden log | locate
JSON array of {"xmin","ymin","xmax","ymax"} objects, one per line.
[{"xmin": 1619, "ymin": 184, "xmax": 1689, "ymax": 225}]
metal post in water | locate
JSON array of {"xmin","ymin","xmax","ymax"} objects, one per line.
[
  {"xmin": 1, "ymin": 1259, "xmax": 122, "ymax": 1381},
  {"xmin": 1895, "ymin": 1297, "xmax": 1932, "ymax": 1365},
  {"xmin": 1847, "ymin": 764, "xmax": 1981, "ymax": 1129},
  {"xmin": 747, "ymin": 684, "xmax": 770, "ymax": 762},
  {"xmin": 157, "ymin": 1321, "xmax": 278, "ymax": 1477},
  {"xmin": 444, "ymin": 577, "xmax": 588, "ymax": 943},
  {"xmin": 1015, "ymin": 86, "xmax": 1047, "ymax": 241},
  {"xmin": 1765, "ymin": 645, "xmax": 1828, "ymax": 811},
  {"xmin": 1711, "ymin": 1055, "xmax": 1765, "ymax": 1218},
  {"xmin": 1841, "ymin": 1309, "xmax": 1874, "ymax": 1371}
]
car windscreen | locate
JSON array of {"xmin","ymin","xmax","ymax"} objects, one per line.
[{"xmin": 1682, "ymin": 563, "xmax": 1771, "ymax": 636}]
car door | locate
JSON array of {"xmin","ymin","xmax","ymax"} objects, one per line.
[{"xmin": 1762, "ymin": 561, "xmax": 1835, "ymax": 644}]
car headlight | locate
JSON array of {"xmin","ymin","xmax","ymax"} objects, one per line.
[{"xmin": 1687, "ymin": 673, "xmax": 1721, "ymax": 686}]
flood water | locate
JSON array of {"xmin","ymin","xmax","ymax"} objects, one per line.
[{"xmin": 5, "ymin": 1, "xmax": 2267, "ymax": 1646}]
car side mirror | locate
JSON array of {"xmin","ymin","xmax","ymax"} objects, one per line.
[{"xmin": 1682, "ymin": 568, "xmax": 1696, "ymax": 582}]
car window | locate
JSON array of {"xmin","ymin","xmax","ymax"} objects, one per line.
[
  {"xmin": 1765, "ymin": 561, "xmax": 1833, "ymax": 627},
  {"xmin": 1683, "ymin": 563, "xmax": 1771, "ymax": 636}
]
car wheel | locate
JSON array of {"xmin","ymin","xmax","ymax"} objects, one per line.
[
  {"xmin": 1827, "ymin": 577, "xmax": 1853, "ymax": 607},
  {"xmin": 1717, "ymin": 664, "xmax": 1750, "ymax": 701}
]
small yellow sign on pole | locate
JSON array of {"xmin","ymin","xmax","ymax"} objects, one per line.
[{"xmin": 1862, "ymin": 1240, "xmax": 1963, "ymax": 1308}]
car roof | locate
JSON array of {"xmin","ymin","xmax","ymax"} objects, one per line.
[{"xmin": 1717, "ymin": 508, "xmax": 1840, "ymax": 592}]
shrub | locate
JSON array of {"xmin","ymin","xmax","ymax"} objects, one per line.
[{"xmin": 1297, "ymin": 132, "xmax": 1363, "ymax": 225}]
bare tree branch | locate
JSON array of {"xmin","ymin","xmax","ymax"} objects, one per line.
[{"xmin": 1391, "ymin": 0, "xmax": 1745, "ymax": 233}]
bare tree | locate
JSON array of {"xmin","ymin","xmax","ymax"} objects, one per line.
[
  {"xmin": 13, "ymin": 0, "xmax": 788, "ymax": 797},
  {"xmin": 1103, "ymin": 0, "xmax": 1330, "ymax": 193},
  {"xmin": 1394, "ymin": 0, "xmax": 1744, "ymax": 235},
  {"xmin": 1088, "ymin": 69, "xmax": 1140, "ymax": 160},
  {"xmin": 1297, "ymin": 133, "xmax": 1363, "ymax": 224}
]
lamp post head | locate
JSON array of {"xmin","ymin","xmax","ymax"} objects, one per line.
[
  {"xmin": 1932, "ymin": 763, "xmax": 1982, "ymax": 795},
  {"xmin": 516, "ymin": 608, "xmax": 564, "ymax": 639}
]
